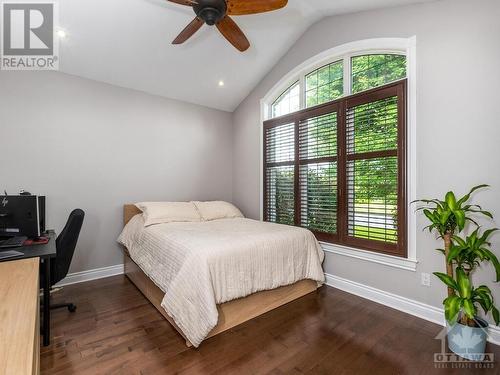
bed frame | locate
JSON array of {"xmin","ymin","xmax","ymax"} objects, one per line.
[{"xmin": 122, "ymin": 204, "xmax": 318, "ymax": 347}]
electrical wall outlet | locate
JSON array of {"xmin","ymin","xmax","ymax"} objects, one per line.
[{"xmin": 421, "ymin": 272, "xmax": 431, "ymax": 287}]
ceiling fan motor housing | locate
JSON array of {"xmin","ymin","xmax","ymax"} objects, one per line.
[{"xmin": 193, "ymin": 0, "xmax": 227, "ymax": 25}]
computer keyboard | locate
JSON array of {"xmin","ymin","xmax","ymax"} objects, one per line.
[{"xmin": 0, "ymin": 236, "xmax": 27, "ymax": 249}]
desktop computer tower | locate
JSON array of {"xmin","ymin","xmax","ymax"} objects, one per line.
[{"xmin": 0, "ymin": 195, "xmax": 46, "ymax": 238}]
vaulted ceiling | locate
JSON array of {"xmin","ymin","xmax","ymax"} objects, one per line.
[{"xmin": 59, "ymin": 0, "xmax": 430, "ymax": 111}]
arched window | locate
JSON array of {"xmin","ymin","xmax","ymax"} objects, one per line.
[
  {"xmin": 262, "ymin": 40, "xmax": 414, "ymax": 259},
  {"xmin": 305, "ymin": 60, "xmax": 343, "ymax": 108},
  {"xmin": 271, "ymin": 81, "xmax": 300, "ymax": 118},
  {"xmin": 268, "ymin": 52, "xmax": 407, "ymax": 118},
  {"xmin": 351, "ymin": 54, "xmax": 406, "ymax": 93}
]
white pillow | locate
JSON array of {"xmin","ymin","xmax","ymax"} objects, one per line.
[
  {"xmin": 192, "ymin": 201, "xmax": 244, "ymax": 221},
  {"xmin": 135, "ymin": 202, "xmax": 201, "ymax": 227}
]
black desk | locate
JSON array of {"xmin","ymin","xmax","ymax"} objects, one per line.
[{"xmin": 0, "ymin": 231, "xmax": 56, "ymax": 346}]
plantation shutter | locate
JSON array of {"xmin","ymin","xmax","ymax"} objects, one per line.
[
  {"xmin": 264, "ymin": 122, "xmax": 295, "ymax": 225},
  {"xmin": 263, "ymin": 80, "xmax": 407, "ymax": 257},
  {"xmin": 298, "ymin": 109, "xmax": 339, "ymax": 241},
  {"xmin": 344, "ymin": 84, "xmax": 406, "ymax": 255}
]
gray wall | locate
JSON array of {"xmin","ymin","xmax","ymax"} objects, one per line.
[
  {"xmin": 0, "ymin": 71, "xmax": 233, "ymax": 274},
  {"xmin": 232, "ymin": 0, "xmax": 500, "ymax": 316}
]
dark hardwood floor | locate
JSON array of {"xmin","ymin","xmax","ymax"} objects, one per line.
[{"xmin": 41, "ymin": 275, "xmax": 500, "ymax": 375}]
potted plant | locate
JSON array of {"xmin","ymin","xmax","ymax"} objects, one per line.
[
  {"xmin": 436, "ymin": 228, "xmax": 500, "ymax": 360},
  {"xmin": 416, "ymin": 185, "xmax": 500, "ymax": 360}
]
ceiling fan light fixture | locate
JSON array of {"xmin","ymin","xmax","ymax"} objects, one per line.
[
  {"xmin": 198, "ymin": 8, "xmax": 219, "ymax": 25},
  {"xmin": 193, "ymin": 0, "xmax": 227, "ymax": 25}
]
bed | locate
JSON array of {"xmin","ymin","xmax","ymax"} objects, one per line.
[{"xmin": 118, "ymin": 204, "xmax": 325, "ymax": 347}]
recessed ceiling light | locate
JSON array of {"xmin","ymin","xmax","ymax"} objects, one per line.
[
  {"xmin": 218, "ymin": 80, "xmax": 225, "ymax": 87},
  {"xmin": 56, "ymin": 30, "xmax": 67, "ymax": 39}
]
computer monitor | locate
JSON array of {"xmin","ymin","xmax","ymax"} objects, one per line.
[{"xmin": 0, "ymin": 195, "xmax": 45, "ymax": 238}]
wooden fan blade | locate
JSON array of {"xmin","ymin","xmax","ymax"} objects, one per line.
[
  {"xmin": 227, "ymin": 0, "xmax": 287, "ymax": 15},
  {"xmin": 172, "ymin": 17, "xmax": 204, "ymax": 44},
  {"xmin": 216, "ymin": 16, "xmax": 249, "ymax": 52},
  {"xmin": 167, "ymin": 0, "xmax": 197, "ymax": 6}
]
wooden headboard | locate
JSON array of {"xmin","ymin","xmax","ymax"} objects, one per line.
[{"xmin": 124, "ymin": 204, "xmax": 142, "ymax": 226}]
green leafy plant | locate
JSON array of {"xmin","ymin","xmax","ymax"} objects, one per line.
[
  {"xmin": 448, "ymin": 228, "xmax": 500, "ymax": 279},
  {"xmin": 414, "ymin": 185, "xmax": 491, "ymax": 296},
  {"xmin": 416, "ymin": 184, "xmax": 491, "ymax": 235},
  {"xmin": 438, "ymin": 228, "xmax": 500, "ymax": 327},
  {"xmin": 417, "ymin": 185, "xmax": 500, "ymax": 328},
  {"xmin": 435, "ymin": 266, "xmax": 499, "ymax": 327}
]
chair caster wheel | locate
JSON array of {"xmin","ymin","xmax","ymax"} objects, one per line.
[{"xmin": 68, "ymin": 304, "xmax": 77, "ymax": 312}]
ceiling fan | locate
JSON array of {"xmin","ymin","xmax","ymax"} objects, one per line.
[{"xmin": 167, "ymin": 0, "xmax": 288, "ymax": 52}]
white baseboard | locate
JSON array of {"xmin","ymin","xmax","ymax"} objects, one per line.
[
  {"xmin": 56, "ymin": 263, "xmax": 124, "ymax": 287},
  {"xmin": 325, "ymin": 273, "xmax": 500, "ymax": 346}
]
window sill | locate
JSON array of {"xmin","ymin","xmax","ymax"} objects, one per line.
[{"xmin": 320, "ymin": 242, "xmax": 418, "ymax": 272}]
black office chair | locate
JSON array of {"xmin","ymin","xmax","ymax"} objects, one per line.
[{"xmin": 43, "ymin": 209, "xmax": 85, "ymax": 312}]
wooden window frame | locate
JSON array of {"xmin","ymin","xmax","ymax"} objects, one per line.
[{"xmin": 263, "ymin": 79, "xmax": 407, "ymax": 257}]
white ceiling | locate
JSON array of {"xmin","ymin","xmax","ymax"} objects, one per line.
[{"xmin": 59, "ymin": 0, "xmax": 429, "ymax": 112}]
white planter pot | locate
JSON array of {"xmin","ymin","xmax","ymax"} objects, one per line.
[{"xmin": 447, "ymin": 317, "xmax": 489, "ymax": 361}]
